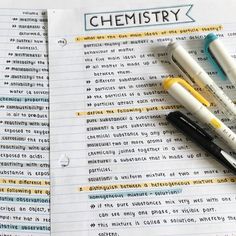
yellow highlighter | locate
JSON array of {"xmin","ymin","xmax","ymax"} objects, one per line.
[{"xmin": 163, "ymin": 77, "xmax": 236, "ymax": 151}]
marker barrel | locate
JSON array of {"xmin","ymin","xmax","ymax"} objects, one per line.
[
  {"xmin": 168, "ymin": 42, "xmax": 236, "ymax": 120},
  {"xmin": 165, "ymin": 80, "xmax": 236, "ymax": 151},
  {"xmin": 208, "ymin": 37, "xmax": 236, "ymax": 86},
  {"xmin": 194, "ymin": 106, "xmax": 236, "ymax": 151}
]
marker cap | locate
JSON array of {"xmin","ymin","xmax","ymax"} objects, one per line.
[{"xmin": 204, "ymin": 33, "xmax": 227, "ymax": 81}]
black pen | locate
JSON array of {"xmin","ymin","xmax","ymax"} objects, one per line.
[{"xmin": 166, "ymin": 111, "xmax": 236, "ymax": 174}]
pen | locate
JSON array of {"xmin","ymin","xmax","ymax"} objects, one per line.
[
  {"xmin": 167, "ymin": 41, "xmax": 236, "ymax": 120},
  {"xmin": 166, "ymin": 111, "xmax": 236, "ymax": 174},
  {"xmin": 163, "ymin": 77, "xmax": 236, "ymax": 151},
  {"xmin": 204, "ymin": 33, "xmax": 236, "ymax": 86}
]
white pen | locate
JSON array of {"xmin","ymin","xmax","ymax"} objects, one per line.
[
  {"xmin": 163, "ymin": 77, "xmax": 236, "ymax": 151},
  {"xmin": 204, "ymin": 33, "xmax": 236, "ymax": 86},
  {"xmin": 167, "ymin": 41, "xmax": 236, "ymax": 120}
]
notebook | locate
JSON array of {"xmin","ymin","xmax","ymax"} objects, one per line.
[
  {"xmin": 0, "ymin": 8, "xmax": 50, "ymax": 235},
  {"xmin": 47, "ymin": 0, "xmax": 236, "ymax": 236}
]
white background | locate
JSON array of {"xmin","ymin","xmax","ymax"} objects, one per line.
[{"xmin": 0, "ymin": 0, "xmax": 135, "ymax": 9}]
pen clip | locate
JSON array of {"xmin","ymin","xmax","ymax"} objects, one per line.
[
  {"xmin": 167, "ymin": 42, "xmax": 195, "ymax": 85},
  {"xmin": 204, "ymin": 33, "xmax": 227, "ymax": 81},
  {"xmin": 163, "ymin": 77, "xmax": 210, "ymax": 107},
  {"xmin": 167, "ymin": 111, "xmax": 214, "ymax": 141}
]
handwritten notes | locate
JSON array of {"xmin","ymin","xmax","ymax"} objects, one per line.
[
  {"xmin": 48, "ymin": 2, "xmax": 236, "ymax": 235},
  {"xmin": 0, "ymin": 9, "xmax": 50, "ymax": 235}
]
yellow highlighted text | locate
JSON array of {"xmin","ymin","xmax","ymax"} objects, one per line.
[{"xmin": 75, "ymin": 25, "xmax": 222, "ymax": 42}]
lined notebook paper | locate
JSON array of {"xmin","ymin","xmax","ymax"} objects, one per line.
[
  {"xmin": 0, "ymin": 9, "xmax": 50, "ymax": 235},
  {"xmin": 48, "ymin": 1, "xmax": 236, "ymax": 235}
]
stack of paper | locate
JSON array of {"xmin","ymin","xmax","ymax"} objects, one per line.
[{"xmin": 0, "ymin": 1, "xmax": 236, "ymax": 236}]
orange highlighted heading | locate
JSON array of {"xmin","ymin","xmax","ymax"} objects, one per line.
[{"xmin": 75, "ymin": 25, "xmax": 222, "ymax": 42}]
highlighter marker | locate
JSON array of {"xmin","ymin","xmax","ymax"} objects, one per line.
[
  {"xmin": 163, "ymin": 77, "xmax": 236, "ymax": 151},
  {"xmin": 167, "ymin": 111, "xmax": 236, "ymax": 174},
  {"xmin": 167, "ymin": 41, "xmax": 236, "ymax": 120},
  {"xmin": 204, "ymin": 33, "xmax": 236, "ymax": 86}
]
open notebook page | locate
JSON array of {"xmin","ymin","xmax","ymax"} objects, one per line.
[
  {"xmin": 48, "ymin": 1, "xmax": 236, "ymax": 235},
  {"xmin": 0, "ymin": 9, "xmax": 50, "ymax": 236}
]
